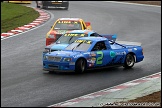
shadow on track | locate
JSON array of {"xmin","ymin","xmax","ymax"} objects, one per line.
[{"xmin": 43, "ymin": 66, "xmax": 135, "ymax": 76}]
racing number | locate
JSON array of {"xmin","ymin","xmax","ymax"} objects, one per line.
[{"xmin": 96, "ymin": 51, "xmax": 103, "ymax": 64}]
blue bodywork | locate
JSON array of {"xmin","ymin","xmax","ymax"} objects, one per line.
[
  {"xmin": 43, "ymin": 37, "xmax": 144, "ymax": 72},
  {"xmin": 43, "ymin": 30, "xmax": 117, "ymax": 58}
]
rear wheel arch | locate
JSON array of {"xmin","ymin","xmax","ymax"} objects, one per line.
[
  {"xmin": 123, "ymin": 52, "xmax": 136, "ymax": 68},
  {"xmin": 127, "ymin": 52, "xmax": 136, "ymax": 61}
]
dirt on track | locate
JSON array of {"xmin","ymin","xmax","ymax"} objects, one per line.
[
  {"xmin": 128, "ymin": 91, "xmax": 161, "ymax": 103},
  {"xmin": 103, "ymin": 91, "xmax": 161, "ymax": 107}
]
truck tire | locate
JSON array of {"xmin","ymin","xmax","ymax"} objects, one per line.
[
  {"xmin": 64, "ymin": 7, "xmax": 68, "ymax": 10},
  {"xmin": 48, "ymin": 71, "xmax": 54, "ymax": 74},
  {"xmin": 75, "ymin": 58, "xmax": 86, "ymax": 73},
  {"xmin": 123, "ymin": 53, "xmax": 135, "ymax": 68},
  {"xmin": 42, "ymin": 5, "xmax": 47, "ymax": 9}
]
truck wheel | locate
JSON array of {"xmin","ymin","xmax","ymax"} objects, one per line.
[
  {"xmin": 42, "ymin": 6, "xmax": 47, "ymax": 9},
  {"xmin": 37, "ymin": 5, "xmax": 40, "ymax": 8},
  {"xmin": 48, "ymin": 71, "xmax": 53, "ymax": 74},
  {"xmin": 75, "ymin": 59, "xmax": 86, "ymax": 73},
  {"xmin": 64, "ymin": 7, "xmax": 68, "ymax": 10},
  {"xmin": 123, "ymin": 54, "xmax": 135, "ymax": 68}
]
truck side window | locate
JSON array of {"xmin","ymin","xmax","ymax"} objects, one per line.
[
  {"xmin": 90, "ymin": 33, "xmax": 99, "ymax": 37},
  {"xmin": 92, "ymin": 41, "xmax": 107, "ymax": 51}
]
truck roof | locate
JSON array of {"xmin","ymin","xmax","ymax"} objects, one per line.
[
  {"xmin": 77, "ymin": 37, "xmax": 107, "ymax": 42},
  {"xmin": 67, "ymin": 30, "xmax": 95, "ymax": 34},
  {"xmin": 58, "ymin": 18, "xmax": 82, "ymax": 21}
]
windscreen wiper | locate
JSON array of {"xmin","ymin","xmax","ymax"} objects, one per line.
[
  {"xmin": 72, "ymin": 42, "xmax": 83, "ymax": 52},
  {"xmin": 68, "ymin": 36, "xmax": 73, "ymax": 44}
]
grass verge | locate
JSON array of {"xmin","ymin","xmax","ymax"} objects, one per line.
[{"xmin": 1, "ymin": 2, "xmax": 39, "ymax": 33}]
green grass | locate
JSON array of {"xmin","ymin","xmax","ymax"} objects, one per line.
[{"xmin": 1, "ymin": 2, "xmax": 39, "ymax": 33}]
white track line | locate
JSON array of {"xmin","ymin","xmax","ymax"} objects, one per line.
[{"xmin": 103, "ymin": 1, "xmax": 161, "ymax": 7}]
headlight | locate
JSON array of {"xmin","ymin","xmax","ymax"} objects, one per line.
[
  {"xmin": 63, "ymin": 58, "xmax": 72, "ymax": 62},
  {"xmin": 43, "ymin": 48, "xmax": 50, "ymax": 53},
  {"xmin": 44, "ymin": 55, "xmax": 48, "ymax": 60}
]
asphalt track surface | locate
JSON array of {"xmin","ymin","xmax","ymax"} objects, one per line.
[{"xmin": 1, "ymin": 1, "xmax": 161, "ymax": 107}]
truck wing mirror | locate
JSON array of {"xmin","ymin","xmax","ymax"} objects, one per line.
[{"xmin": 85, "ymin": 22, "xmax": 90, "ymax": 26}]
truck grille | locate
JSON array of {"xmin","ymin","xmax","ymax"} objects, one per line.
[
  {"xmin": 48, "ymin": 56, "xmax": 62, "ymax": 62},
  {"xmin": 48, "ymin": 65, "xmax": 58, "ymax": 69}
]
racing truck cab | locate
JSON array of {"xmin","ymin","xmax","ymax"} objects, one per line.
[{"xmin": 43, "ymin": 37, "xmax": 144, "ymax": 73}]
